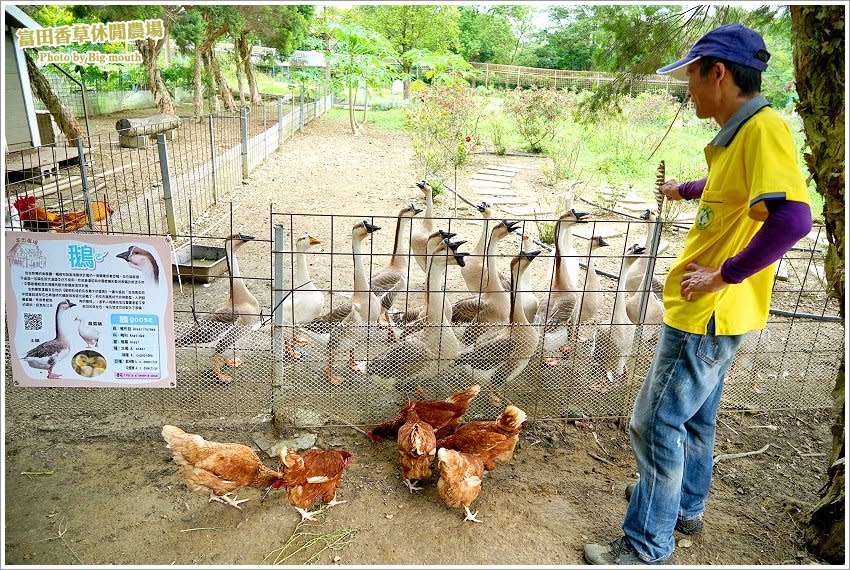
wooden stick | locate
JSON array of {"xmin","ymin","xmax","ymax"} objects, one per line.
[{"xmin": 712, "ymin": 443, "xmax": 770, "ymax": 465}]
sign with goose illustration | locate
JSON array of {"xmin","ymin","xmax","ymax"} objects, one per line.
[{"xmin": 5, "ymin": 231, "xmax": 176, "ymax": 388}]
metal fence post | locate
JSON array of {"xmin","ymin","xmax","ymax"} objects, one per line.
[
  {"xmin": 208, "ymin": 114, "xmax": 218, "ymax": 204},
  {"xmin": 299, "ymin": 86, "xmax": 304, "ymax": 131},
  {"xmin": 240, "ymin": 106, "xmax": 249, "ymax": 180},
  {"xmin": 277, "ymin": 96, "xmax": 284, "ymax": 148},
  {"xmin": 273, "ymin": 223, "xmax": 285, "ymax": 329},
  {"xmin": 156, "ymin": 133, "xmax": 177, "ymax": 238},
  {"xmin": 75, "ymin": 137, "xmax": 95, "ymax": 230}
]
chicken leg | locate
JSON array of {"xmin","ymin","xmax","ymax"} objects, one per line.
[
  {"xmin": 210, "ymin": 492, "xmax": 249, "ymax": 509},
  {"xmin": 403, "ymin": 478, "xmax": 422, "ymax": 493},
  {"xmin": 211, "ymin": 354, "xmax": 234, "ymax": 385},
  {"xmin": 463, "ymin": 505, "xmax": 483, "ymax": 523}
]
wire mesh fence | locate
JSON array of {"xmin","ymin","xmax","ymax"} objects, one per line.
[{"xmin": 3, "ymin": 203, "xmax": 840, "ymax": 437}]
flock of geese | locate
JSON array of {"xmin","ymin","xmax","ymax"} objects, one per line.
[{"xmin": 179, "ymin": 182, "xmax": 670, "ymax": 393}]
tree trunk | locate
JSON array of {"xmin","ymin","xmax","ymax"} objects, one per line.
[
  {"xmin": 238, "ymin": 33, "xmax": 262, "ymax": 104},
  {"xmin": 201, "ymin": 49, "xmax": 220, "ymax": 114},
  {"xmin": 24, "ymin": 52, "xmax": 83, "ymax": 144},
  {"xmin": 347, "ymin": 82, "xmax": 359, "ymax": 135},
  {"xmin": 402, "ymin": 63, "xmax": 411, "ymax": 100},
  {"xmin": 791, "ymin": 5, "xmax": 845, "ymax": 564},
  {"xmin": 136, "ymin": 38, "xmax": 176, "ymax": 115},
  {"xmin": 361, "ymin": 87, "xmax": 368, "ymax": 124},
  {"xmin": 192, "ymin": 50, "xmax": 204, "ymax": 122},
  {"xmin": 234, "ymin": 39, "xmax": 246, "ymax": 106},
  {"xmin": 209, "ymin": 50, "xmax": 236, "ymax": 112}
]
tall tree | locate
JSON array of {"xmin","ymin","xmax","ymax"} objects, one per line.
[
  {"xmin": 239, "ymin": 5, "xmax": 314, "ymax": 104},
  {"xmin": 23, "ymin": 51, "xmax": 84, "ymax": 143},
  {"xmin": 350, "ymin": 4, "xmax": 461, "ymax": 99},
  {"xmin": 70, "ymin": 5, "xmax": 179, "ymax": 114},
  {"xmin": 457, "ymin": 6, "xmax": 514, "ymax": 63},
  {"xmin": 790, "ymin": 6, "xmax": 845, "ymax": 563}
]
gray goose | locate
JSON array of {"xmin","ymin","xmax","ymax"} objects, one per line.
[
  {"xmin": 367, "ymin": 232, "xmax": 468, "ymax": 380},
  {"xmin": 21, "ymin": 298, "xmax": 76, "ymax": 379},
  {"xmin": 624, "ymin": 210, "xmax": 666, "ymax": 295},
  {"xmin": 534, "ymin": 209, "xmax": 589, "ymax": 364},
  {"xmin": 455, "ymin": 250, "xmax": 542, "ymax": 391},
  {"xmin": 175, "ymin": 232, "xmax": 261, "ymax": 384},
  {"xmin": 410, "ymin": 180, "xmax": 435, "ymax": 274}
]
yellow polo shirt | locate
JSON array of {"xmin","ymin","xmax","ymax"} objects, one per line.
[{"xmin": 663, "ymin": 97, "xmax": 810, "ymax": 335}]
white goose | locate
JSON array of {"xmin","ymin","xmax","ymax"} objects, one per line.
[
  {"xmin": 279, "ymin": 233, "xmax": 325, "ymax": 359},
  {"xmin": 577, "ymin": 235, "xmax": 609, "ymax": 325},
  {"xmin": 456, "ymin": 250, "xmax": 542, "ymax": 391},
  {"xmin": 176, "ymin": 232, "xmax": 261, "ymax": 384},
  {"xmin": 624, "ymin": 209, "xmax": 667, "ymax": 295},
  {"xmin": 367, "ymin": 233, "xmax": 468, "ymax": 380},
  {"xmin": 21, "ymin": 298, "xmax": 77, "ymax": 379},
  {"xmin": 624, "ymin": 244, "xmax": 665, "ymax": 327},
  {"xmin": 590, "ymin": 246, "xmax": 636, "ymax": 391},
  {"xmin": 325, "ymin": 220, "xmax": 382, "ymax": 385},
  {"xmin": 460, "ymin": 201, "xmax": 494, "ymax": 292},
  {"xmin": 534, "ymin": 210, "xmax": 589, "ymax": 364},
  {"xmin": 74, "ymin": 316, "xmax": 100, "ymax": 348},
  {"xmin": 410, "ymin": 180, "xmax": 435, "ymax": 274}
]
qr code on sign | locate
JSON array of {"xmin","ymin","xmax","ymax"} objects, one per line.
[{"xmin": 23, "ymin": 313, "xmax": 42, "ymax": 331}]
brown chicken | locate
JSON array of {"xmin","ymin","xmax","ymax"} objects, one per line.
[
  {"xmin": 396, "ymin": 404, "xmax": 437, "ymax": 492},
  {"xmin": 366, "ymin": 384, "xmax": 481, "ymax": 442},
  {"xmin": 278, "ymin": 446, "xmax": 353, "ymax": 521},
  {"xmin": 436, "ymin": 448, "xmax": 486, "ymax": 523},
  {"xmin": 436, "ymin": 404, "xmax": 527, "ymax": 472},
  {"xmin": 161, "ymin": 425, "xmax": 284, "ymax": 509},
  {"xmin": 54, "ymin": 200, "xmax": 113, "ymax": 232}
]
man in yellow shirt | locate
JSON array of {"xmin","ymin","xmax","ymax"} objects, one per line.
[{"xmin": 585, "ymin": 23, "xmax": 812, "ymax": 564}]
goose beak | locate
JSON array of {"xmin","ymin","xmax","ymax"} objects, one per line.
[
  {"xmin": 415, "ymin": 180, "xmax": 427, "ymax": 190},
  {"xmin": 453, "ymin": 252, "xmax": 469, "ymax": 267},
  {"xmin": 572, "ymin": 209, "xmax": 590, "ymax": 222},
  {"xmin": 476, "ymin": 202, "xmax": 488, "ymax": 213},
  {"xmin": 524, "ymin": 249, "xmax": 543, "ymax": 262},
  {"xmin": 447, "ymin": 240, "xmax": 467, "ymax": 250},
  {"xmin": 66, "ymin": 299, "xmax": 77, "ymax": 308},
  {"xmin": 238, "ymin": 231, "xmax": 256, "ymax": 242},
  {"xmin": 412, "ymin": 205, "xmax": 424, "ymax": 215},
  {"xmin": 438, "ymin": 229, "xmax": 456, "ymax": 240},
  {"xmin": 597, "ymin": 236, "xmax": 610, "ymax": 247},
  {"xmin": 116, "ymin": 247, "xmax": 132, "ymax": 261},
  {"xmin": 640, "ymin": 209, "xmax": 651, "ymax": 220},
  {"xmin": 363, "ymin": 220, "xmax": 380, "ymax": 233},
  {"xmin": 504, "ymin": 220, "xmax": 521, "ymax": 233},
  {"xmin": 308, "ymin": 236, "xmax": 321, "ymax": 246}
]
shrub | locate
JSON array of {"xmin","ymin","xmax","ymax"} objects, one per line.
[
  {"xmin": 503, "ymin": 86, "xmax": 568, "ymax": 153},
  {"xmin": 489, "ymin": 112, "xmax": 508, "ymax": 155}
]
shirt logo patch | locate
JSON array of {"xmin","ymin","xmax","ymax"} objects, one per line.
[{"xmin": 695, "ymin": 204, "xmax": 714, "ymax": 230}]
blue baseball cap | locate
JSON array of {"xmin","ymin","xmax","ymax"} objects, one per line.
[{"xmin": 657, "ymin": 23, "xmax": 770, "ymax": 81}]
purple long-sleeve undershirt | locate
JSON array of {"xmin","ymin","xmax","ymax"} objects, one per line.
[
  {"xmin": 720, "ymin": 200, "xmax": 813, "ymax": 284},
  {"xmin": 678, "ymin": 178, "xmax": 706, "ymax": 199}
]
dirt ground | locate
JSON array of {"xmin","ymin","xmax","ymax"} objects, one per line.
[{"xmin": 3, "ymin": 113, "xmax": 837, "ymax": 566}]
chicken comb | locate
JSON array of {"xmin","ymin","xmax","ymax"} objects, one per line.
[{"xmin": 13, "ymin": 195, "xmax": 36, "ymax": 210}]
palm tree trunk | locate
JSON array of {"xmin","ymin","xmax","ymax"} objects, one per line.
[
  {"xmin": 136, "ymin": 38, "xmax": 176, "ymax": 115},
  {"xmin": 24, "ymin": 52, "xmax": 83, "ymax": 144},
  {"xmin": 791, "ymin": 5, "xmax": 845, "ymax": 564}
]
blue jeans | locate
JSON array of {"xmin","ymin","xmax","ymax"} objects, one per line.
[{"xmin": 623, "ymin": 318, "xmax": 745, "ymax": 563}]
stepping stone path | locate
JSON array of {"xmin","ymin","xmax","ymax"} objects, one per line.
[{"xmin": 468, "ymin": 164, "xmax": 527, "ymax": 209}]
